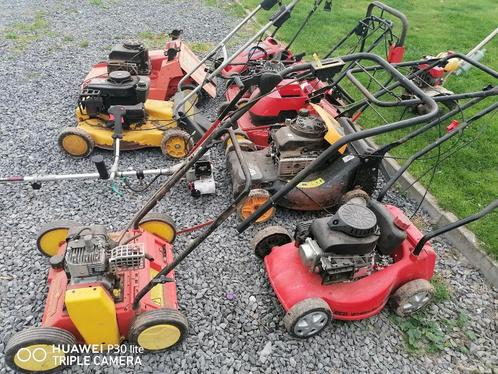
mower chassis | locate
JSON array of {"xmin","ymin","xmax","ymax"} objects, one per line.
[{"xmin": 264, "ymin": 205, "xmax": 436, "ymax": 320}]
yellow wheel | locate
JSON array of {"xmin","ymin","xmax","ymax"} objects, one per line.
[
  {"xmin": 160, "ymin": 128, "xmax": 194, "ymax": 159},
  {"xmin": 129, "ymin": 309, "xmax": 188, "ymax": 352},
  {"xmin": 223, "ymin": 129, "xmax": 256, "ymax": 155},
  {"xmin": 238, "ymin": 189, "xmax": 275, "ymax": 223},
  {"xmin": 58, "ymin": 127, "xmax": 94, "ymax": 158},
  {"xmin": 139, "ymin": 213, "xmax": 177, "ymax": 244},
  {"xmin": 36, "ymin": 220, "xmax": 79, "ymax": 257},
  {"xmin": 5, "ymin": 327, "xmax": 76, "ymax": 373}
]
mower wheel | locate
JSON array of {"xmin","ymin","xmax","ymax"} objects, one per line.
[
  {"xmin": 160, "ymin": 128, "xmax": 194, "ymax": 159},
  {"xmin": 390, "ymin": 279, "xmax": 434, "ymax": 317},
  {"xmin": 224, "ymin": 130, "xmax": 256, "ymax": 155},
  {"xmin": 58, "ymin": 127, "xmax": 94, "ymax": 158},
  {"xmin": 284, "ymin": 298, "xmax": 331, "ymax": 339},
  {"xmin": 251, "ymin": 225, "xmax": 292, "ymax": 259},
  {"xmin": 340, "ymin": 189, "xmax": 370, "ymax": 205},
  {"xmin": 238, "ymin": 189, "xmax": 275, "ymax": 224},
  {"xmin": 5, "ymin": 327, "xmax": 76, "ymax": 373},
  {"xmin": 129, "ymin": 308, "xmax": 188, "ymax": 351},
  {"xmin": 36, "ymin": 220, "xmax": 79, "ymax": 257},
  {"xmin": 139, "ymin": 213, "xmax": 177, "ymax": 244},
  {"xmin": 181, "ymin": 84, "xmax": 207, "ymax": 106}
]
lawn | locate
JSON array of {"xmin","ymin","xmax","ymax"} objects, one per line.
[{"xmin": 235, "ymin": 0, "xmax": 498, "ymax": 257}]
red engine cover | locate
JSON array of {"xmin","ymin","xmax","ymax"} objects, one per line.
[
  {"xmin": 264, "ymin": 205, "xmax": 436, "ymax": 320},
  {"xmin": 41, "ymin": 230, "xmax": 178, "ymax": 343}
]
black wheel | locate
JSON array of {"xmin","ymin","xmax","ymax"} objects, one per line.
[
  {"xmin": 139, "ymin": 213, "xmax": 177, "ymax": 244},
  {"xmin": 128, "ymin": 309, "xmax": 188, "ymax": 352},
  {"xmin": 340, "ymin": 189, "xmax": 370, "ymax": 205},
  {"xmin": 5, "ymin": 327, "xmax": 76, "ymax": 373},
  {"xmin": 283, "ymin": 298, "xmax": 331, "ymax": 338},
  {"xmin": 251, "ymin": 225, "xmax": 292, "ymax": 259},
  {"xmin": 36, "ymin": 220, "xmax": 79, "ymax": 257},
  {"xmin": 390, "ymin": 279, "xmax": 434, "ymax": 317},
  {"xmin": 58, "ymin": 127, "xmax": 94, "ymax": 158},
  {"xmin": 160, "ymin": 128, "xmax": 194, "ymax": 159}
]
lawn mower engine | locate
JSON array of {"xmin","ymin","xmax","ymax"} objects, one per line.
[
  {"xmin": 107, "ymin": 41, "xmax": 151, "ymax": 75},
  {"xmin": 227, "ymin": 110, "xmax": 379, "ymax": 213},
  {"xmin": 296, "ymin": 195, "xmax": 407, "ymax": 284},
  {"xmin": 79, "ymin": 70, "xmax": 149, "ymax": 127},
  {"xmin": 271, "ymin": 109, "xmax": 328, "ymax": 177}
]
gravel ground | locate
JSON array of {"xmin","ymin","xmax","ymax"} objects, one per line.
[{"xmin": 0, "ymin": 1, "xmax": 496, "ymax": 373}]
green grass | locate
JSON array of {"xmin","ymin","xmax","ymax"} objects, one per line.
[
  {"xmin": 390, "ymin": 275, "xmax": 476, "ymax": 354},
  {"xmin": 240, "ymin": 0, "xmax": 498, "ymax": 258},
  {"xmin": 138, "ymin": 31, "xmax": 169, "ymax": 49},
  {"xmin": 1, "ymin": 11, "xmax": 50, "ymax": 51}
]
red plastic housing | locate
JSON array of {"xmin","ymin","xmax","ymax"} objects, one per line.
[
  {"xmin": 264, "ymin": 205, "xmax": 436, "ymax": 320},
  {"xmin": 228, "ymin": 79, "xmax": 338, "ymax": 148},
  {"xmin": 82, "ymin": 39, "xmax": 216, "ymax": 101},
  {"xmin": 41, "ymin": 230, "xmax": 178, "ymax": 343},
  {"xmin": 387, "ymin": 45, "xmax": 405, "ymax": 64},
  {"xmin": 220, "ymin": 37, "xmax": 292, "ymax": 78}
]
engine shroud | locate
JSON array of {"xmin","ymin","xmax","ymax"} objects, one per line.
[
  {"xmin": 108, "ymin": 40, "xmax": 151, "ymax": 75},
  {"xmin": 79, "ymin": 70, "xmax": 149, "ymax": 125},
  {"xmin": 298, "ymin": 202, "xmax": 381, "ymax": 284},
  {"xmin": 272, "ymin": 111, "xmax": 328, "ymax": 178}
]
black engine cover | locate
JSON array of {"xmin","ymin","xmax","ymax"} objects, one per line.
[
  {"xmin": 108, "ymin": 41, "xmax": 150, "ymax": 75},
  {"xmin": 80, "ymin": 71, "xmax": 149, "ymax": 120},
  {"xmin": 310, "ymin": 215, "xmax": 379, "ymax": 255}
]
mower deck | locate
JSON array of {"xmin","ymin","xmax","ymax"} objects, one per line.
[
  {"xmin": 264, "ymin": 205, "xmax": 436, "ymax": 320},
  {"xmin": 42, "ymin": 230, "xmax": 178, "ymax": 343}
]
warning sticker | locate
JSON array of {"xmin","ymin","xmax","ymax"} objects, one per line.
[{"xmin": 297, "ymin": 178, "xmax": 325, "ymax": 189}]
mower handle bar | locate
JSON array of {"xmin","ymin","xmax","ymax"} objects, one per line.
[
  {"xmin": 132, "ymin": 128, "xmax": 253, "ymax": 309},
  {"xmin": 366, "ymin": 1, "xmax": 408, "ymax": 46},
  {"xmin": 343, "ymin": 53, "xmax": 498, "ymax": 115},
  {"xmin": 174, "ymin": 0, "xmax": 300, "ymax": 131},
  {"xmin": 236, "ymin": 52, "xmax": 439, "ymax": 233},
  {"xmin": 413, "ymin": 199, "xmax": 498, "ymax": 256},
  {"xmin": 377, "ymin": 100, "xmax": 498, "ymax": 202},
  {"xmin": 375, "ymin": 95, "xmax": 487, "ymax": 161},
  {"xmin": 177, "ymin": 0, "xmax": 277, "ymax": 92}
]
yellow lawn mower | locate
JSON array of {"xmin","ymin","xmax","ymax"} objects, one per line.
[{"xmin": 59, "ymin": 70, "xmax": 207, "ymax": 160}]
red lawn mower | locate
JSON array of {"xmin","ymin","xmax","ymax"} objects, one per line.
[
  {"xmin": 248, "ymin": 196, "xmax": 497, "ymax": 338},
  {"xmin": 219, "ymin": 1, "xmax": 410, "ymax": 154},
  {"xmin": 82, "ymin": 31, "xmax": 216, "ymax": 102},
  {"xmin": 221, "ymin": 1, "xmax": 407, "ymax": 81}
]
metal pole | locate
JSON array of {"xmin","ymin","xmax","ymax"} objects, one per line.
[{"xmin": 413, "ymin": 199, "xmax": 498, "ymax": 256}]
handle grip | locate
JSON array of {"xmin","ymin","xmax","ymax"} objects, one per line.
[{"xmin": 107, "ymin": 105, "xmax": 127, "ymax": 139}]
